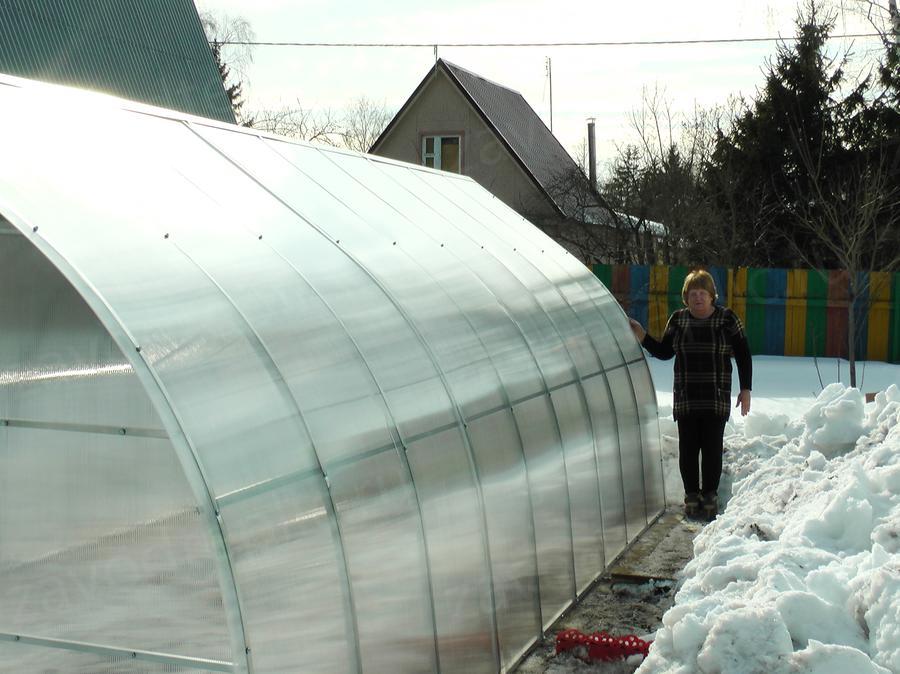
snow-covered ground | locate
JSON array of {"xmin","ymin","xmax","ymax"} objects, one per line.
[{"xmin": 639, "ymin": 356, "xmax": 900, "ymax": 674}]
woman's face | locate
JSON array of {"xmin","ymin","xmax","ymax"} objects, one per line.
[{"xmin": 687, "ymin": 288, "xmax": 714, "ymax": 317}]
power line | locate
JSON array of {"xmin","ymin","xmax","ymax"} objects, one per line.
[{"xmin": 213, "ymin": 33, "xmax": 882, "ymax": 48}]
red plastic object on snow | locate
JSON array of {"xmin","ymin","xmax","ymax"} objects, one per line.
[{"xmin": 555, "ymin": 628, "xmax": 652, "ymax": 662}]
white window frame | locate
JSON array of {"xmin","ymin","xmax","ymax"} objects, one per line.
[{"xmin": 421, "ymin": 134, "xmax": 461, "ymax": 172}]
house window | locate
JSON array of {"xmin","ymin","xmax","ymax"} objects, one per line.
[{"xmin": 422, "ymin": 135, "xmax": 461, "ymax": 173}]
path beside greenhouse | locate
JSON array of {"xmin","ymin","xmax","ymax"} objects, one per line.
[{"xmin": 514, "ymin": 507, "xmax": 703, "ymax": 673}]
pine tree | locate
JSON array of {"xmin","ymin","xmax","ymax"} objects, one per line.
[
  {"xmin": 210, "ymin": 39, "xmax": 245, "ymax": 122},
  {"xmin": 704, "ymin": 2, "xmax": 864, "ymax": 269}
]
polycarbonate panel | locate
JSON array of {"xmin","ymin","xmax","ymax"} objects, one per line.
[
  {"xmin": 512, "ymin": 395, "xmax": 576, "ymax": 627},
  {"xmin": 268, "ymin": 143, "xmax": 506, "ymax": 420},
  {"xmin": 629, "ymin": 361, "xmax": 666, "ymax": 515},
  {"xmin": 583, "ymin": 282, "xmax": 644, "ymax": 364},
  {"xmin": 408, "ymin": 169, "xmax": 603, "ymax": 382},
  {"xmin": 364, "ymin": 156, "xmax": 591, "ymax": 402},
  {"xmin": 198, "ymin": 130, "xmax": 506, "ymax": 421},
  {"xmin": 0, "ymin": 234, "xmax": 231, "ymax": 666},
  {"xmin": 553, "ymin": 254, "xmax": 644, "ymax": 364},
  {"xmin": 0, "ymin": 231, "xmax": 161, "ymax": 432},
  {"xmin": 580, "ymin": 375, "xmax": 628, "ymax": 560},
  {"xmin": 187, "ymin": 125, "xmax": 459, "ymax": 442},
  {"xmin": 0, "ymin": 428, "xmax": 229, "ymax": 661},
  {"xmin": 448, "ymin": 177, "xmax": 642, "ymax": 365},
  {"xmin": 435, "ymin": 175, "xmax": 628, "ymax": 372},
  {"xmin": 220, "ymin": 477, "xmax": 354, "ymax": 674},
  {"xmin": 359, "ymin": 157, "xmax": 549, "ymax": 404},
  {"xmin": 430, "ymin": 176, "xmax": 664, "ymax": 522},
  {"xmin": 606, "ymin": 367, "xmax": 649, "ymax": 540},
  {"xmin": 550, "ymin": 385, "xmax": 605, "ymax": 592},
  {"xmin": 112, "ymin": 116, "xmax": 401, "ymax": 471},
  {"xmin": 0, "ymin": 107, "xmax": 318, "ymax": 499},
  {"xmin": 466, "ymin": 409, "xmax": 541, "ymax": 667},
  {"xmin": 560, "ymin": 283, "xmax": 629, "ymax": 371},
  {"xmin": 491, "ymin": 201, "xmax": 664, "ymax": 519},
  {"xmin": 328, "ymin": 453, "xmax": 437, "ymax": 673},
  {"xmin": 405, "ymin": 427, "xmax": 496, "ymax": 674}
]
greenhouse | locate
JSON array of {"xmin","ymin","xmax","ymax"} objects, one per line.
[{"xmin": 0, "ymin": 75, "xmax": 665, "ymax": 673}]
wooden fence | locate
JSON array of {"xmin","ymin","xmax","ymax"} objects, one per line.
[{"xmin": 593, "ymin": 264, "xmax": 900, "ymax": 364}]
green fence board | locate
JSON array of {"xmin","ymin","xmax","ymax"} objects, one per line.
[
  {"xmin": 744, "ymin": 268, "xmax": 768, "ymax": 353},
  {"xmin": 593, "ymin": 264, "xmax": 612, "ymax": 290},
  {"xmin": 805, "ymin": 270, "xmax": 829, "ymax": 357}
]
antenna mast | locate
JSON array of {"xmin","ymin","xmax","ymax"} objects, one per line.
[{"xmin": 545, "ymin": 56, "xmax": 553, "ymax": 132}]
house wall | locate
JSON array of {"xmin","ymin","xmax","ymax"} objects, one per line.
[{"xmin": 374, "ymin": 70, "xmax": 557, "ymax": 218}]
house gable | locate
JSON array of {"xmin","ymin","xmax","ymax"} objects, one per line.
[{"xmin": 372, "ymin": 63, "xmax": 559, "ymax": 219}]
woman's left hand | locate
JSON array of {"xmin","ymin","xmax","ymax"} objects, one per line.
[{"xmin": 736, "ymin": 389, "xmax": 751, "ymax": 416}]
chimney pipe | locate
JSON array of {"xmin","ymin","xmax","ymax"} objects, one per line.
[{"xmin": 587, "ymin": 117, "xmax": 597, "ymax": 191}]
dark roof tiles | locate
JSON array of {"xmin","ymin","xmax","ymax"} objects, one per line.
[{"xmin": 441, "ymin": 59, "xmax": 583, "ymax": 215}]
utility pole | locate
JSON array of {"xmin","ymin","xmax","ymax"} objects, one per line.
[
  {"xmin": 587, "ymin": 117, "xmax": 597, "ymax": 190},
  {"xmin": 545, "ymin": 57, "xmax": 553, "ymax": 132},
  {"xmin": 891, "ymin": 0, "xmax": 899, "ymax": 60}
]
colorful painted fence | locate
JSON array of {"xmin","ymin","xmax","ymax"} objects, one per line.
[{"xmin": 593, "ymin": 264, "xmax": 900, "ymax": 364}]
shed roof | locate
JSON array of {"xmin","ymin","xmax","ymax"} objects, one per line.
[{"xmin": 0, "ymin": 0, "xmax": 234, "ymax": 123}]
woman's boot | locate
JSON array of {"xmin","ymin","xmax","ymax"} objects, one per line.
[
  {"xmin": 684, "ymin": 492, "xmax": 701, "ymax": 519},
  {"xmin": 702, "ymin": 492, "xmax": 719, "ymax": 522}
]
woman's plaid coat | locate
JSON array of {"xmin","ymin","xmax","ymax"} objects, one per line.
[{"xmin": 641, "ymin": 306, "xmax": 752, "ymax": 420}]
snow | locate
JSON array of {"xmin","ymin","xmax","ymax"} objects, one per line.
[{"xmin": 637, "ymin": 356, "xmax": 900, "ymax": 674}]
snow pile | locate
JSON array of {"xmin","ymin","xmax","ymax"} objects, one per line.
[{"xmin": 640, "ymin": 384, "xmax": 900, "ymax": 674}]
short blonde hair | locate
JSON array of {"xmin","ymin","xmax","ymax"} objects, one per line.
[{"xmin": 682, "ymin": 269, "xmax": 718, "ymax": 305}]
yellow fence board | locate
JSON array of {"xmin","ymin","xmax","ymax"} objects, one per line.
[
  {"xmin": 784, "ymin": 270, "xmax": 808, "ymax": 356},
  {"xmin": 649, "ymin": 265, "xmax": 669, "ymax": 337},
  {"xmin": 867, "ymin": 272, "xmax": 891, "ymax": 362}
]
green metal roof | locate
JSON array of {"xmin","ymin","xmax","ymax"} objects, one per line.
[{"xmin": 0, "ymin": 0, "xmax": 235, "ymax": 123}]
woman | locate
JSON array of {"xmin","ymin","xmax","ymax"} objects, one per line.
[{"xmin": 629, "ymin": 269, "xmax": 752, "ymax": 521}]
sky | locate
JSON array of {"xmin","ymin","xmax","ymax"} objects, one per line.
[
  {"xmin": 195, "ymin": 0, "xmax": 885, "ymax": 171},
  {"xmin": 553, "ymin": 355, "xmax": 900, "ymax": 673}
]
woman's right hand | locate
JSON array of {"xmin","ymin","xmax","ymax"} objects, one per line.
[{"xmin": 629, "ymin": 318, "xmax": 646, "ymax": 342}]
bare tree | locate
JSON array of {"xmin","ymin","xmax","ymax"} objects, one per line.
[
  {"xmin": 601, "ymin": 86, "xmax": 726, "ymax": 265},
  {"xmin": 199, "ymin": 11, "xmax": 255, "ymax": 124},
  {"xmin": 852, "ymin": 0, "xmax": 900, "ymax": 40},
  {"xmin": 784, "ymin": 141, "xmax": 900, "ymax": 386},
  {"xmin": 342, "ymin": 96, "xmax": 393, "ymax": 153},
  {"xmin": 199, "ymin": 11, "xmax": 254, "ymax": 73},
  {"xmin": 251, "ymin": 101, "xmax": 341, "ymax": 145}
]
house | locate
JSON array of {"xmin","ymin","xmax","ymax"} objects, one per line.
[
  {"xmin": 371, "ymin": 59, "xmax": 674, "ymax": 265},
  {"xmin": 370, "ymin": 58, "xmax": 595, "ymax": 224},
  {"xmin": 0, "ymin": 0, "xmax": 234, "ymax": 123}
]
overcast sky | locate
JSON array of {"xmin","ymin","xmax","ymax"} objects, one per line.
[{"xmin": 196, "ymin": 0, "xmax": 883, "ymax": 171}]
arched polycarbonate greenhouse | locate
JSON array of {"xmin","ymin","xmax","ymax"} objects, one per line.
[{"xmin": 0, "ymin": 75, "xmax": 665, "ymax": 673}]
